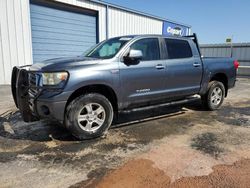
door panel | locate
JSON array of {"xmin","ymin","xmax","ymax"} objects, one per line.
[
  {"xmin": 120, "ymin": 59, "xmax": 166, "ymax": 104},
  {"xmin": 163, "ymin": 39, "xmax": 203, "ymax": 97},
  {"xmin": 119, "ymin": 38, "xmax": 166, "ymax": 106},
  {"xmin": 164, "ymin": 57, "xmax": 202, "ymax": 97}
]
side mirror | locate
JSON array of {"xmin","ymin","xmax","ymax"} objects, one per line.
[
  {"xmin": 129, "ymin": 49, "xmax": 143, "ymax": 59},
  {"xmin": 123, "ymin": 49, "xmax": 143, "ymax": 64}
]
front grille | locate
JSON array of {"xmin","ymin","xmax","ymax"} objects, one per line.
[
  {"xmin": 29, "ymin": 72, "xmax": 37, "ymax": 87},
  {"xmin": 28, "ymin": 72, "xmax": 41, "ymax": 98},
  {"xmin": 28, "ymin": 72, "xmax": 41, "ymax": 111}
]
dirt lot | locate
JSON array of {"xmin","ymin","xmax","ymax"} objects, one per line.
[{"xmin": 0, "ymin": 78, "xmax": 250, "ymax": 188}]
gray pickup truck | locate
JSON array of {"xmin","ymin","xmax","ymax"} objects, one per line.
[{"xmin": 11, "ymin": 34, "xmax": 239, "ymax": 140}]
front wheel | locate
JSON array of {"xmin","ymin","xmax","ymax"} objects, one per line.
[
  {"xmin": 201, "ymin": 81, "xmax": 225, "ymax": 111},
  {"xmin": 65, "ymin": 93, "xmax": 114, "ymax": 140}
]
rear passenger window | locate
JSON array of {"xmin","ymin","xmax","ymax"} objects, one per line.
[
  {"xmin": 165, "ymin": 39, "xmax": 192, "ymax": 59},
  {"xmin": 130, "ymin": 38, "xmax": 160, "ymax": 61}
]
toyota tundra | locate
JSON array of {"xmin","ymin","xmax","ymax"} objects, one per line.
[{"xmin": 11, "ymin": 34, "xmax": 239, "ymax": 140}]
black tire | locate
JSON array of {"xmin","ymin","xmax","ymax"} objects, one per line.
[
  {"xmin": 201, "ymin": 81, "xmax": 225, "ymax": 111},
  {"xmin": 64, "ymin": 93, "xmax": 113, "ymax": 140}
]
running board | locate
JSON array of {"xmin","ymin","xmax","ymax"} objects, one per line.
[{"xmin": 121, "ymin": 95, "xmax": 200, "ymax": 113}]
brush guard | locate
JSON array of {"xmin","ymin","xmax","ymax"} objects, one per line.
[{"xmin": 11, "ymin": 66, "xmax": 39, "ymax": 122}]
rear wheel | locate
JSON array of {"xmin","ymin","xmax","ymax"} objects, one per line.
[
  {"xmin": 201, "ymin": 81, "xmax": 225, "ymax": 110},
  {"xmin": 65, "ymin": 93, "xmax": 113, "ymax": 140}
]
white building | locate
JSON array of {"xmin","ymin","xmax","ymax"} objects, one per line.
[{"xmin": 0, "ymin": 0, "xmax": 191, "ymax": 84}]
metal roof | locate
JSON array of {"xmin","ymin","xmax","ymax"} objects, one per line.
[
  {"xmin": 200, "ymin": 43, "xmax": 250, "ymax": 48},
  {"xmin": 89, "ymin": 0, "xmax": 191, "ymax": 28}
]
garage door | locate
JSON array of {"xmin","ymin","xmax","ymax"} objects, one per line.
[{"xmin": 30, "ymin": 3, "xmax": 97, "ymax": 63}]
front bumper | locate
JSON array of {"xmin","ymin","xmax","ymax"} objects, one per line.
[{"xmin": 11, "ymin": 66, "xmax": 72, "ymax": 122}]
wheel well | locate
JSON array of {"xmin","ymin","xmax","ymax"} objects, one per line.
[
  {"xmin": 66, "ymin": 84, "xmax": 118, "ymax": 113},
  {"xmin": 210, "ymin": 73, "xmax": 228, "ymax": 97}
]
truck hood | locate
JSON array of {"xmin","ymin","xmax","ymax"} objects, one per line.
[{"xmin": 30, "ymin": 56, "xmax": 100, "ymax": 71}]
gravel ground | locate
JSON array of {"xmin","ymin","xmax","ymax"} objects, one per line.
[{"xmin": 0, "ymin": 78, "xmax": 249, "ymax": 188}]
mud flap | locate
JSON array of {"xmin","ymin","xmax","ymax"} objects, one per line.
[{"xmin": 11, "ymin": 67, "xmax": 38, "ymax": 122}]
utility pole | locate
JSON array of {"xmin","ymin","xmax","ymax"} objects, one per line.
[{"xmin": 226, "ymin": 36, "xmax": 233, "ymax": 58}]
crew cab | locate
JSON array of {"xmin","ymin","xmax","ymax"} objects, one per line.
[{"xmin": 11, "ymin": 34, "xmax": 239, "ymax": 140}]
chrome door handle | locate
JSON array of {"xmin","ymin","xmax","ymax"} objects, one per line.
[
  {"xmin": 193, "ymin": 62, "xmax": 201, "ymax": 67},
  {"xmin": 155, "ymin": 64, "xmax": 165, "ymax": 69}
]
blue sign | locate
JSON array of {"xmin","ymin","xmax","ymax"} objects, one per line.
[{"xmin": 162, "ymin": 22, "xmax": 189, "ymax": 36}]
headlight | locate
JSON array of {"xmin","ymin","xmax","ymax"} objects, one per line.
[{"xmin": 42, "ymin": 72, "xmax": 68, "ymax": 86}]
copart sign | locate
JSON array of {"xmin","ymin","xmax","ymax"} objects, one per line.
[{"xmin": 162, "ymin": 22, "xmax": 189, "ymax": 36}]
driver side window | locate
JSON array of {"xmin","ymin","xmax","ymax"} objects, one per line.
[{"xmin": 130, "ymin": 38, "xmax": 160, "ymax": 61}]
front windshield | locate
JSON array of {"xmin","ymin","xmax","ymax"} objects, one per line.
[{"xmin": 84, "ymin": 37, "xmax": 133, "ymax": 59}]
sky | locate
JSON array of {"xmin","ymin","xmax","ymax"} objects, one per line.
[{"xmin": 104, "ymin": 0, "xmax": 250, "ymax": 44}]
